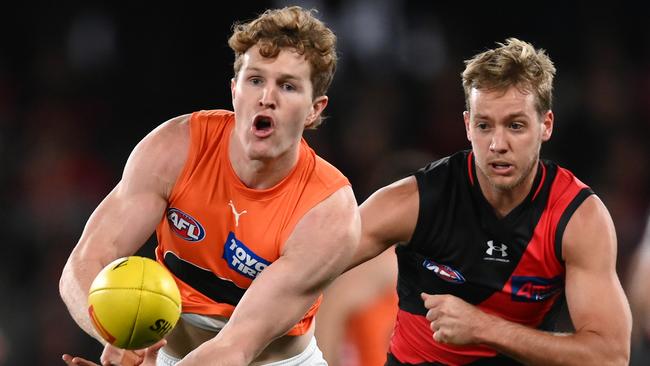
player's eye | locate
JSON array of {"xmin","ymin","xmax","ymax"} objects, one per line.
[
  {"xmin": 281, "ymin": 83, "xmax": 296, "ymax": 91},
  {"xmin": 249, "ymin": 77, "xmax": 263, "ymax": 85}
]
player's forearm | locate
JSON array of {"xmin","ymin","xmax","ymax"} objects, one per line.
[
  {"xmin": 223, "ymin": 285, "xmax": 320, "ymax": 362},
  {"xmin": 59, "ymin": 256, "xmax": 107, "ymax": 345},
  {"xmin": 477, "ymin": 315, "xmax": 629, "ymax": 366},
  {"xmin": 234, "ymin": 254, "xmax": 342, "ymax": 363},
  {"xmin": 178, "ymin": 289, "xmax": 318, "ymax": 365}
]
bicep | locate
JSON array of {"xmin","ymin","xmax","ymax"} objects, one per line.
[
  {"xmin": 278, "ymin": 185, "xmax": 361, "ymax": 291},
  {"xmin": 71, "ymin": 115, "xmax": 190, "ymax": 265},
  {"xmin": 73, "ymin": 182, "xmax": 168, "ymax": 263},
  {"xmin": 563, "ymin": 196, "xmax": 631, "ymax": 342},
  {"xmin": 351, "ymin": 176, "xmax": 419, "ymax": 269}
]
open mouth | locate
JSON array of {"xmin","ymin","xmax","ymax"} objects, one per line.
[
  {"xmin": 490, "ymin": 162, "xmax": 513, "ymax": 172},
  {"xmin": 491, "ymin": 163, "xmax": 511, "ymax": 168},
  {"xmin": 255, "ymin": 116, "xmax": 272, "ymax": 130},
  {"xmin": 252, "ymin": 115, "xmax": 274, "ymax": 137}
]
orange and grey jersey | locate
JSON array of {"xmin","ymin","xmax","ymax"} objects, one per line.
[
  {"xmin": 389, "ymin": 150, "xmax": 593, "ymax": 365},
  {"xmin": 155, "ymin": 109, "xmax": 349, "ymax": 336}
]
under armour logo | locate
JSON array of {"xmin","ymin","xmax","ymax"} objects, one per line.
[
  {"xmin": 486, "ymin": 240, "xmax": 508, "ymax": 257},
  {"xmin": 228, "ymin": 200, "xmax": 247, "ymax": 227}
]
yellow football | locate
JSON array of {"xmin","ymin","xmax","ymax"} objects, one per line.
[{"xmin": 87, "ymin": 256, "xmax": 181, "ymax": 350}]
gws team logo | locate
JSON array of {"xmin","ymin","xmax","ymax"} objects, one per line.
[
  {"xmin": 422, "ymin": 259, "xmax": 466, "ymax": 284},
  {"xmin": 484, "ymin": 240, "xmax": 509, "ymax": 263},
  {"xmin": 511, "ymin": 276, "xmax": 562, "ymax": 302},
  {"xmin": 223, "ymin": 232, "xmax": 271, "ymax": 279},
  {"xmin": 167, "ymin": 208, "xmax": 205, "ymax": 242}
]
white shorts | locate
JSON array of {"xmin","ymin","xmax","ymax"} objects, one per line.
[
  {"xmin": 156, "ymin": 336, "xmax": 327, "ymax": 366},
  {"xmin": 156, "ymin": 347, "xmax": 181, "ymax": 366}
]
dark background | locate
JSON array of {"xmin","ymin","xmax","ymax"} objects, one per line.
[{"xmin": 1, "ymin": 1, "xmax": 649, "ymax": 364}]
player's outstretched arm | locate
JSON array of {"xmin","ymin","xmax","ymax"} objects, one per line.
[
  {"xmin": 59, "ymin": 115, "xmax": 190, "ymax": 344},
  {"xmin": 178, "ymin": 185, "xmax": 361, "ymax": 365},
  {"xmin": 346, "ymin": 176, "xmax": 419, "ymax": 271},
  {"xmin": 429, "ymin": 195, "xmax": 632, "ymax": 366}
]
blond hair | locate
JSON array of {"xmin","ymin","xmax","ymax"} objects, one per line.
[
  {"xmin": 462, "ymin": 38, "xmax": 556, "ymax": 115},
  {"xmin": 228, "ymin": 6, "xmax": 337, "ymax": 129}
]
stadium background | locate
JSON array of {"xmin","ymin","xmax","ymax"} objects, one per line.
[{"xmin": 1, "ymin": 1, "xmax": 649, "ymax": 364}]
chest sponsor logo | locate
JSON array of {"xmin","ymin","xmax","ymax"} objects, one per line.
[
  {"xmin": 222, "ymin": 232, "xmax": 271, "ymax": 279},
  {"xmin": 422, "ymin": 259, "xmax": 466, "ymax": 284},
  {"xmin": 511, "ymin": 276, "xmax": 562, "ymax": 302},
  {"xmin": 484, "ymin": 240, "xmax": 509, "ymax": 263},
  {"xmin": 167, "ymin": 208, "xmax": 205, "ymax": 242}
]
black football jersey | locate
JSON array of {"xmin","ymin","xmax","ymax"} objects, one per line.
[{"xmin": 389, "ymin": 151, "xmax": 593, "ymax": 365}]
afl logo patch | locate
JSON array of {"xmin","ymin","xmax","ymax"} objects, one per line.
[
  {"xmin": 423, "ymin": 259, "xmax": 466, "ymax": 284},
  {"xmin": 167, "ymin": 208, "xmax": 205, "ymax": 242}
]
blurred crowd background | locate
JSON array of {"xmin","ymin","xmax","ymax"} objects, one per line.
[{"xmin": 1, "ymin": 1, "xmax": 650, "ymax": 365}]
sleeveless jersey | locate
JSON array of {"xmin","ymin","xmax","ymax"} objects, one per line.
[
  {"xmin": 388, "ymin": 150, "xmax": 593, "ymax": 365},
  {"xmin": 155, "ymin": 109, "xmax": 350, "ymax": 335}
]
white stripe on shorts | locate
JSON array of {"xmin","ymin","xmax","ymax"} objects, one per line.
[
  {"xmin": 262, "ymin": 337, "xmax": 327, "ymax": 366},
  {"xmin": 156, "ymin": 347, "xmax": 181, "ymax": 366}
]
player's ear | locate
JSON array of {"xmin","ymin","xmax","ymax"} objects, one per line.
[
  {"xmin": 305, "ymin": 95, "xmax": 328, "ymax": 128},
  {"xmin": 541, "ymin": 110, "xmax": 553, "ymax": 141},
  {"xmin": 230, "ymin": 78, "xmax": 236, "ymax": 101}
]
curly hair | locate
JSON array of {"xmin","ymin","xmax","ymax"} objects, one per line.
[
  {"xmin": 462, "ymin": 38, "xmax": 556, "ymax": 115},
  {"xmin": 228, "ymin": 6, "xmax": 337, "ymax": 128}
]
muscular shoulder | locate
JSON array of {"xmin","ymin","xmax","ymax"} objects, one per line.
[
  {"xmin": 292, "ymin": 185, "xmax": 359, "ymax": 245},
  {"xmin": 283, "ymin": 185, "xmax": 361, "ymax": 276},
  {"xmin": 362, "ymin": 176, "xmax": 420, "ymax": 245},
  {"xmin": 123, "ymin": 114, "xmax": 191, "ymax": 198},
  {"xmin": 562, "ymin": 195, "xmax": 616, "ymax": 266},
  {"xmin": 373, "ymin": 175, "xmax": 419, "ymax": 205}
]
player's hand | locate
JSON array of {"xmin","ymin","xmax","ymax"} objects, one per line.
[
  {"xmin": 62, "ymin": 339, "xmax": 166, "ymax": 366},
  {"xmin": 421, "ymin": 293, "xmax": 495, "ymax": 345},
  {"xmin": 99, "ymin": 343, "xmax": 143, "ymax": 366},
  {"xmin": 62, "ymin": 354, "xmax": 100, "ymax": 366}
]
